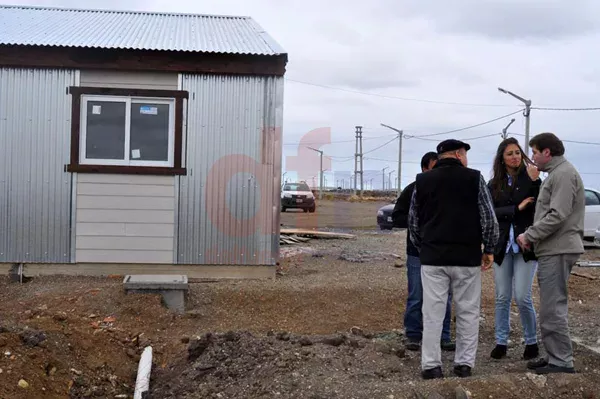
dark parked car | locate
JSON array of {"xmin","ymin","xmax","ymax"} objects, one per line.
[{"xmin": 376, "ymin": 202, "xmax": 396, "ymax": 230}]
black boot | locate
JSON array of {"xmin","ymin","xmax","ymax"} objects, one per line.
[
  {"xmin": 523, "ymin": 343, "xmax": 539, "ymax": 360},
  {"xmin": 490, "ymin": 344, "xmax": 507, "ymax": 359}
]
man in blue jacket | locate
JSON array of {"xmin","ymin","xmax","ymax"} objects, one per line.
[{"xmin": 392, "ymin": 151, "xmax": 455, "ymax": 352}]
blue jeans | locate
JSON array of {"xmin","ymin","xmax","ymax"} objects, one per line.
[
  {"xmin": 404, "ymin": 255, "xmax": 452, "ymax": 342},
  {"xmin": 493, "ymin": 251, "xmax": 538, "ymax": 345}
]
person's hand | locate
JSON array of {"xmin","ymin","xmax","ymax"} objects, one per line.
[
  {"xmin": 517, "ymin": 233, "xmax": 531, "ymax": 250},
  {"xmin": 518, "ymin": 197, "xmax": 535, "ymax": 211},
  {"xmin": 481, "ymin": 253, "xmax": 494, "ymax": 271},
  {"xmin": 526, "ymin": 163, "xmax": 540, "ymax": 181}
]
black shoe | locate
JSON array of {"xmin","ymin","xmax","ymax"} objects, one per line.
[
  {"xmin": 490, "ymin": 344, "xmax": 507, "ymax": 359},
  {"xmin": 441, "ymin": 340, "xmax": 456, "ymax": 352},
  {"xmin": 527, "ymin": 358, "xmax": 548, "ymax": 370},
  {"xmin": 422, "ymin": 366, "xmax": 444, "ymax": 380},
  {"xmin": 535, "ymin": 364, "xmax": 576, "ymax": 375},
  {"xmin": 453, "ymin": 365, "xmax": 472, "ymax": 378},
  {"xmin": 523, "ymin": 344, "xmax": 539, "ymax": 360},
  {"xmin": 406, "ymin": 339, "xmax": 421, "ymax": 351}
]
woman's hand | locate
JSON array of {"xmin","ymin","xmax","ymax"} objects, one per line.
[
  {"xmin": 518, "ymin": 197, "xmax": 535, "ymax": 211},
  {"xmin": 526, "ymin": 163, "xmax": 540, "ymax": 181}
]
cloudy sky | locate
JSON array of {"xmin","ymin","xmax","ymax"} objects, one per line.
[{"xmin": 12, "ymin": 0, "xmax": 600, "ymax": 189}]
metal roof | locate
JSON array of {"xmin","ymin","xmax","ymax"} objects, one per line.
[{"xmin": 0, "ymin": 4, "xmax": 286, "ymax": 55}]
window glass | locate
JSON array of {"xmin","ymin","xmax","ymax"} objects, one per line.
[
  {"xmin": 130, "ymin": 103, "xmax": 171, "ymax": 162},
  {"xmin": 85, "ymin": 101, "xmax": 126, "ymax": 160},
  {"xmin": 284, "ymin": 183, "xmax": 310, "ymax": 191},
  {"xmin": 585, "ymin": 190, "xmax": 600, "ymax": 206}
]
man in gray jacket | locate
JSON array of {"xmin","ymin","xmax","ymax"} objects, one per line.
[{"xmin": 517, "ymin": 132, "xmax": 585, "ymax": 375}]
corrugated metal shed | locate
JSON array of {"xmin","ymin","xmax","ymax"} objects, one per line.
[
  {"xmin": 0, "ymin": 5, "xmax": 285, "ymax": 56},
  {"xmin": 0, "ymin": 68, "xmax": 75, "ymax": 263},
  {"xmin": 177, "ymin": 73, "xmax": 284, "ymax": 265}
]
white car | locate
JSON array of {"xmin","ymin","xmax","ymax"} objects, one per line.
[
  {"xmin": 585, "ymin": 188, "xmax": 600, "ymax": 240},
  {"xmin": 281, "ymin": 182, "xmax": 316, "ymax": 213},
  {"xmin": 595, "ymin": 226, "xmax": 600, "ymax": 246}
]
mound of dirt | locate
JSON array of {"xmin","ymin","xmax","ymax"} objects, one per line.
[{"xmin": 152, "ymin": 329, "xmax": 407, "ymax": 398}]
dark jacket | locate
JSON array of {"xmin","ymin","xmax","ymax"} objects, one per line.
[
  {"xmin": 392, "ymin": 180, "xmax": 419, "ymax": 257},
  {"xmin": 488, "ymin": 167, "xmax": 541, "ymax": 266},
  {"xmin": 412, "ymin": 158, "xmax": 497, "ymax": 266}
]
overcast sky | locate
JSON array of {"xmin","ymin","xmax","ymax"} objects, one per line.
[{"xmin": 12, "ymin": 0, "xmax": 600, "ymax": 189}]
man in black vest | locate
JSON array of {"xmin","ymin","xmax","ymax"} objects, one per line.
[
  {"xmin": 408, "ymin": 139, "xmax": 499, "ymax": 380},
  {"xmin": 392, "ymin": 151, "xmax": 455, "ymax": 352}
]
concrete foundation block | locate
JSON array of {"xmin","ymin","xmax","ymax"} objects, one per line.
[{"xmin": 123, "ymin": 275, "xmax": 188, "ymax": 313}]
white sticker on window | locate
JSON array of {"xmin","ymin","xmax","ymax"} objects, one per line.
[
  {"xmin": 131, "ymin": 149, "xmax": 141, "ymax": 159},
  {"xmin": 92, "ymin": 105, "xmax": 101, "ymax": 115},
  {"xmin": 140, "ymin": 106, "xmax": 158, "ymax": 115}
]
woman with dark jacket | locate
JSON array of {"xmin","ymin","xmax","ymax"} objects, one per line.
[{"xmin": 488, "ymin": 138, "xmax": 541, "ymax": 360}]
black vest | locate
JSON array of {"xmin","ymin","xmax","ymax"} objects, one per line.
[{"xmin": 415, "ymin": 158, "xmax": 482, "ymax": 266}]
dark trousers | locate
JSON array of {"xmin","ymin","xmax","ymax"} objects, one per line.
[{"xmin": 404, "ymin": 255, "xmax": 452, "ymax": 342}]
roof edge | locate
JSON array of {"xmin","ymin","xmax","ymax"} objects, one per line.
[
  {"xmin": 0, "ymin": 3, "xmax": 253, "ymax": 20},
  {"xmin": 0, "ymin": 43, "xmax": 287, "ymax": 56}
]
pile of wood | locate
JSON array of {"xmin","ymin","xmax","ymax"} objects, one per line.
[{"xmin": 279, "ymin": 228, "xmax": 355, "ymax": 246}]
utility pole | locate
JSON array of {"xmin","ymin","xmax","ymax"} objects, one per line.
[
  {"xmin": 382, "ymin": 167, "xmax": 388, "ymax": 191},
  {"xmin": 380, "ymin": 123, "xmax": 403, "ymax": 196},
  {"xmin": 307, "ymin": 147, "xmax": 324, "ymax": 200},
  {"xmin": 501, "ymin": 118, "xmax": 516, "ymax": 140},
  {"xmin": 354, "ymin": 129, "xmax": 359, "ymax": 195},
  {"xmin": 357, "ymin": 126, "xmax": 364, "ymax": 197},
  {"xmin": 388, "ymin": 170, "xmax": 395, "ymax": 193},
  {"xmin": 497, "ymin": 88, "xmax": 532, "ymax": 155}
]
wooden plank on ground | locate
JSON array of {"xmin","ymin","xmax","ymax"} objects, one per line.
[{"xmin": 280, "ymin": 229, "xmax": 355, "ymax": 239}]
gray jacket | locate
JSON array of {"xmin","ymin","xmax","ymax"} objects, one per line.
[{"xmin": 524, "ymin": 156, "xmax": 585, "ymax": 257}]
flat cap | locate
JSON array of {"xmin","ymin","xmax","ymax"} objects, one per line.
[{"xmin": 436, "ymin": 139, "xmax": 471, "ymax": 154}]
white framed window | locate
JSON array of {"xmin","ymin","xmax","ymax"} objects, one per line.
[{"xmin": 79, "ymin": 95, "xmax": 176, "ymax": 168}]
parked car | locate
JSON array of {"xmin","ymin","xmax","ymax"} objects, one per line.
[
  {"xmin": 374, "ymin": 188, "xmax": 600, "ymax": 236},
  {"xmin": 595, "ymin": 226, "xmax": 600, "ymax": 246},
  {"xmin": 585, "ymin": 188, "xmax": 600, "ymax": 240},
  {"xmin": 376, "ymin": 201, "xmax": 396, "ymax": 230},
  {"xmin": 281, "ymin": 182, "xmax": 316, "ymax": 213}
]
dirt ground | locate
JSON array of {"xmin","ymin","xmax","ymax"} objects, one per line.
[{"xmin": 1, "ymin": 199, "xmax": 600, "ymax": 398}]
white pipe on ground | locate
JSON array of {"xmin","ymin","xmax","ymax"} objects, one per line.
[{"xmin": 134, "ymin": 346, "xmax": 153, "ymax": 399}]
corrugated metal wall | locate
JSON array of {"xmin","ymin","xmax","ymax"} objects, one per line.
[
  {"xmin": 0, "ymin": 68, "xmax": 74, "ymax": 263},
  {"xmin": 178, "ymin": 74, "xmax": 284, "ymax": 265}
]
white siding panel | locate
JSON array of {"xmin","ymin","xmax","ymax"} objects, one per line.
[
  {"xmin": 77, "ymin": 174, "xmax": 175, "ymax": 185},
  {"xmin": 77, "ymin": 196, "xmax": 175, "ymax": 210},
  {"xmin": 125, "ymin": 224, "xmax": 174, "ymax": 237},
  {"xmin": 80, "ymin": 70, "xmax": 178, "ymax": 90},
  {"xmin": 74, "ymin": 174, "xmax": 176, "ymax": 263},
  {"xmin": 77, "ymin": 223, "xmax": 126, "ymax": 236},
  {"xmin": 77, "ymin": 209, "xmax": 175, "ymax": 224},
  {"xmin": 76, "ymin": 236, "xmax": 173, "ymax": 251},
  {"xmin": 76, "ymin": 250, "xmax": 174, "ymax": 264},
  {"xmin": 77, "ymin": 183, "xmax": 175, "ymax": 197}
]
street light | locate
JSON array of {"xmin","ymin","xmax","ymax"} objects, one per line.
[
  {"xmin": 501, "ymin": 118, "xmax": 516, "ymax": 140},
  {"xmin": 380, "ymin": 123, "xmax": 403, "ymax": 196},
  {"xmin": 498, "ymin": 87, "xmax": 532, "ymax": 155},
  {"xmin": 382, "ymin": 166, "xmax": 389, "ymax": 191},
  {"xmin": 306, "ymin": 146, "xmax": 324, "ymax": 200},
  {"xmin": 388, "ymin": 170, "xmax": 395, "ymax": 192}
]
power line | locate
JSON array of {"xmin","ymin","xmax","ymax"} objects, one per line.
[
  {"xmin": 285, "ymin": 78, "xmax": 519, "ymax": 108},
  {"xmin": 362, "ymin": 136, "xmax": 399, "ymax": 156},
  {"xmin": 532, "ymin": 107, "xmax": 600, "ymax": 111},
  {"xmin": 407, "ymin": 133, "xmax": 500, "ymax": 142},
  {"xmin": 283, "ymin": 134, "xmax": 396, "ymax": 146},
  {"xmin": 509, "ymin": 132, "xmax": 600, "ymax": 146},
  {"xmin": 286, "ymin": 78, "xmax": 600, "ymax": 111},
  {"xmin": 405, "ymin": 110, "xmax": 525, "ymax": 138}
]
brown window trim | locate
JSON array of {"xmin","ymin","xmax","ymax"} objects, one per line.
[{"xmin": 67, "ymin": 86, "xmax": 188, "ymax": 176}]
